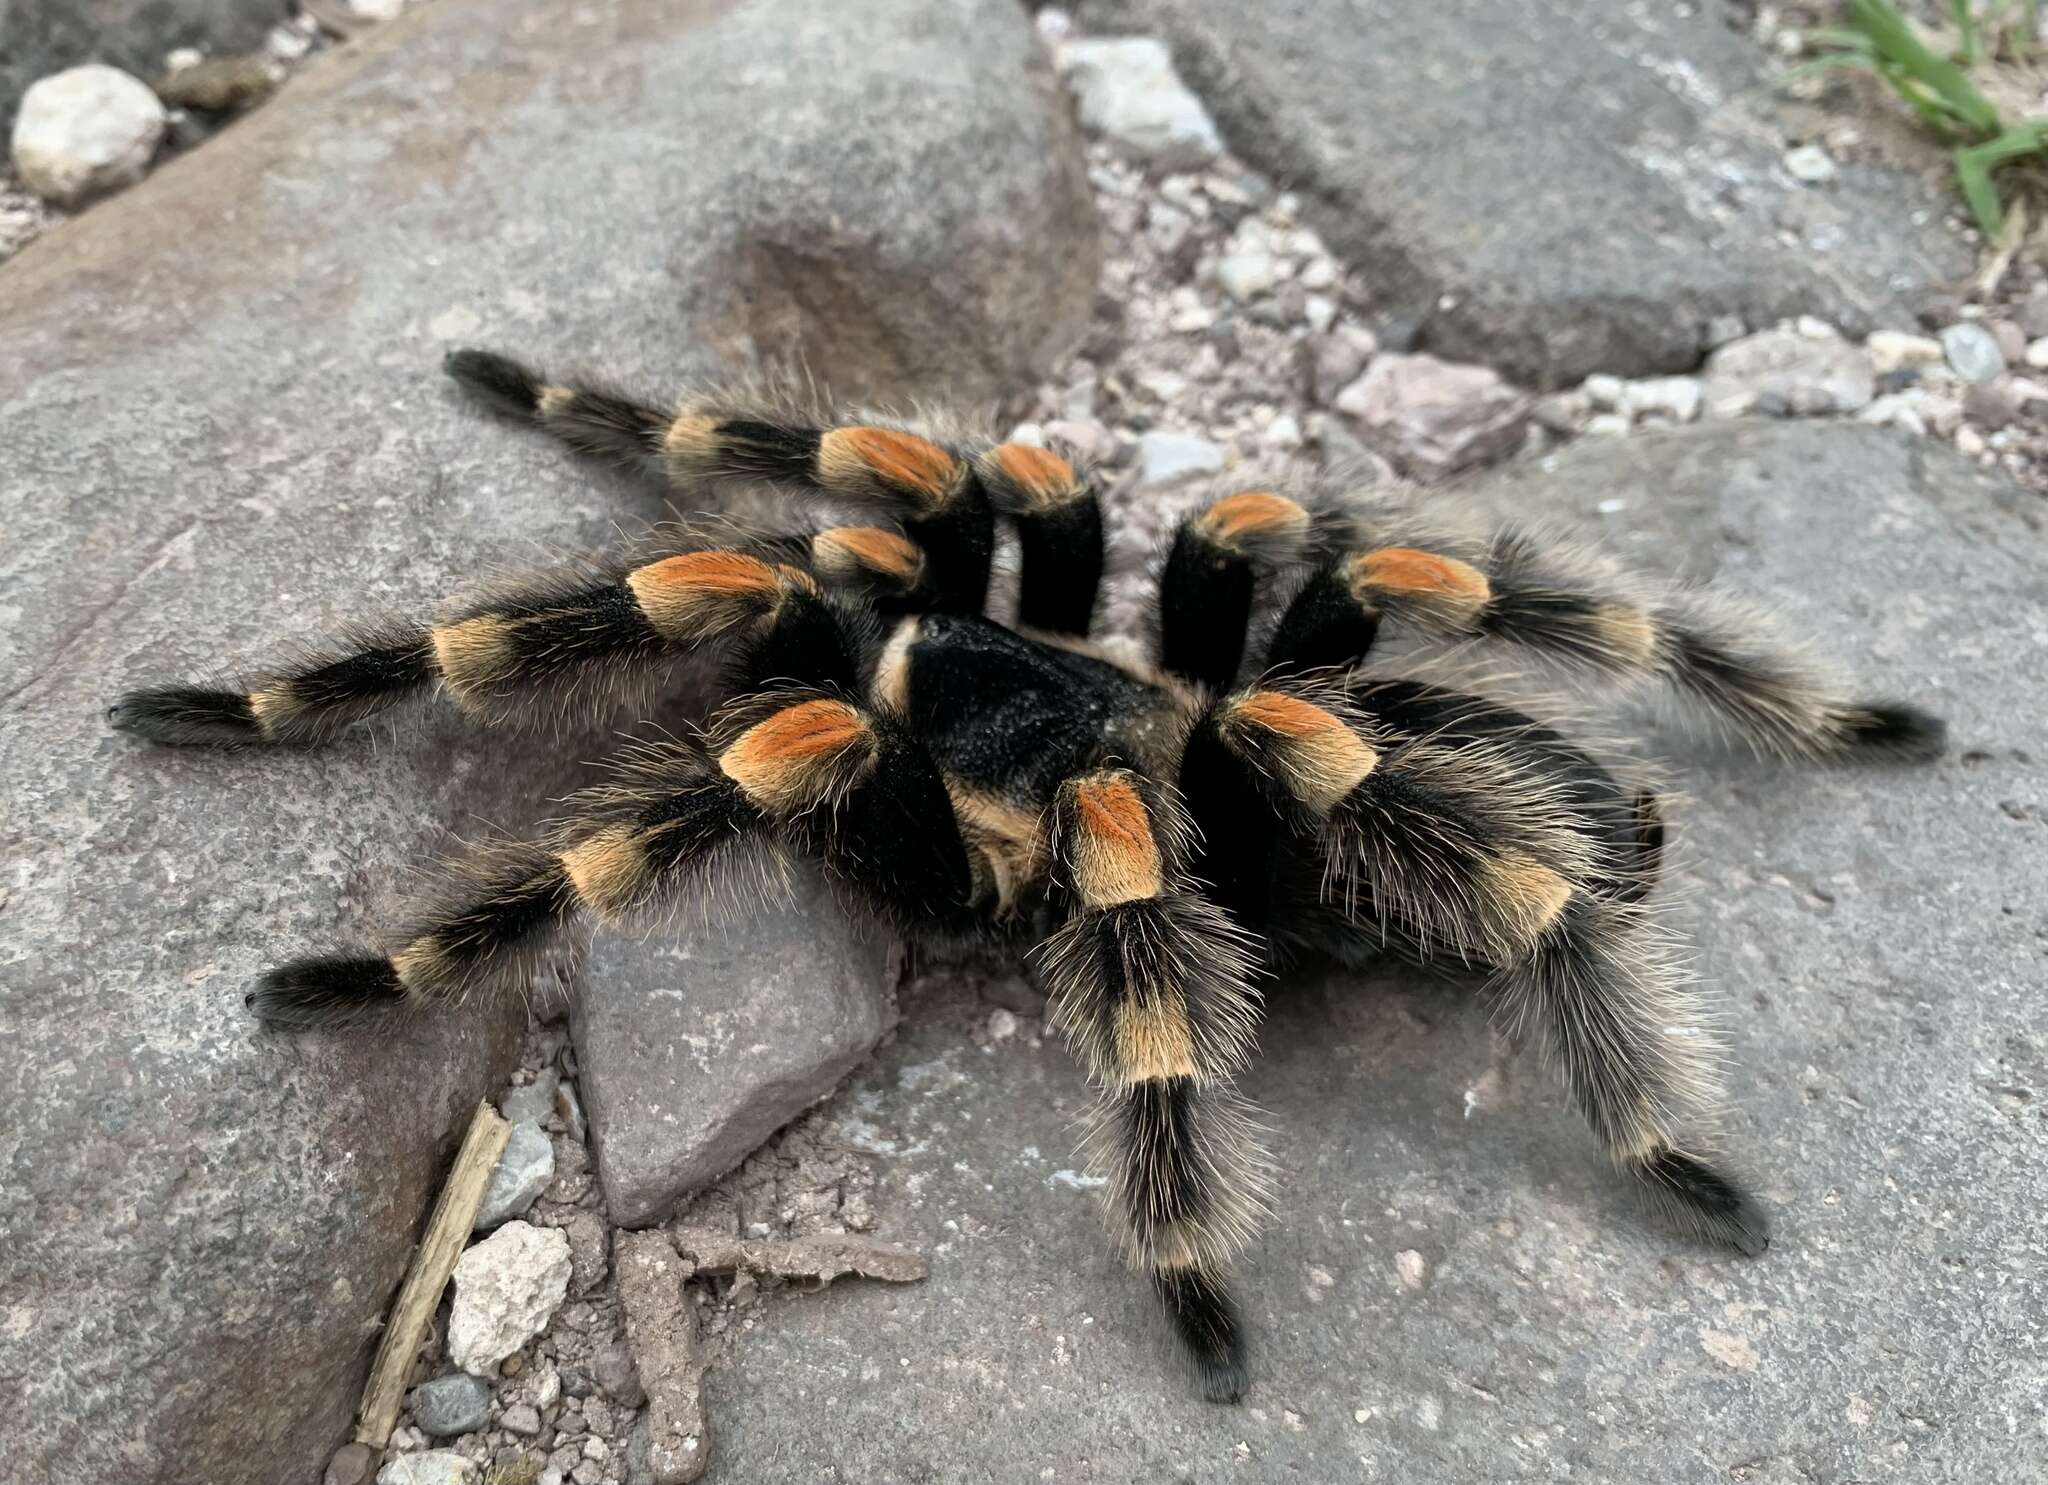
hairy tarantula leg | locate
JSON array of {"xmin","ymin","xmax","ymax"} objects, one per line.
[
  {"xmin": 1034, "ymin": 770, "xmax": 1272, "ymax": 1403},
  {"xmin": 973, "ymin": 443, "xmax": 1104, "ymax": 635},
  {"xmin": 253, "ymin": 693, "xmax": 974, "ymax": 1028},
  {"xmin": 1266, "ymin": 529, "xmax": 1945, "ymax": 764},
  {"xmin": 1158, "ymin": 492, "xmax": 1313, "ymax": 688},
  {"xmin": 445, "ymin": 348, "xmax": 996, "ymax": 615},
  {"xmin": 1206, "ymin": 684, "xmax": 1768, "ymax": 1256},
  {"xmin": 109, "ymin": 550, "xmax": 865, "ymax": 746}
]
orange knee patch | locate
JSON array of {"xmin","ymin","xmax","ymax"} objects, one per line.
[
  {"xmin": 980, "ymin": 443, "xmax": 1084, "ymax": 510},
  {"xmin": 818, "ymin": 427, "xmax": 962, "ymax": 508},
  {"xmin": 1476, "ymin": 853, "xmax": 1574, "ymax": 948},
  {"xmin": 1196, "ymin": 492, "xmax": 1310, "ymax": 557},
  {"xmin": 812, "ymin": 526, "xmax": 924, "ymax": 588},
  {"xmin": 626, "ymin": 551, "xmax": 808, "ymax": 641},
  {"xmin": 1225, "ymin": 690, "xmax": 1378, "ymax": 810},
  {"xmin": 719, "ymin": 698, "xmax": 875, "ymax": 811},
  {"xmin": 1347, "ymin": 548, "xmax": 1492, "ymax": 611},
  {"xmin": 560, "ymin": 825, "xmax": 652, "ymax": 922},
  {"xmin": 1066, "ymin": 773, "xmax": 1163, "ymax": 907}
]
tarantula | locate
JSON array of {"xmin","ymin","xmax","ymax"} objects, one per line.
[{"xmin": 108, "ymin": 348, "xmax": 1944, "ymax": 1404}]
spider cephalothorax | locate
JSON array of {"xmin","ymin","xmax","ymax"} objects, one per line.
[{"xmin": 109, "ymin": 348, "xmax": 1945, "ymax": 1404}]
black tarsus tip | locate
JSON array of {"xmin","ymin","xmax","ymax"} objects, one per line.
[
  {"xmin": 1840, "ymin": 702, "xmax": 1947, "ymax": 764},
  {"xmin": 444, "ymin": 347, "xmax": 543, "ymax": 419},
  {"xmin": 107, "ymin": 686, "xmax": 260, "ymax": 746},
  {"xmin": 1155, "ymin": 1267, "xmax": 1249, "ymax": 1404},
  {"xmin": 249, "ymin": 956, "xmax": 408, "ymax": 1030},
  {"xmin": 1637, "ymin": 1148, "xmax": 1771, "ymax": 1257}
]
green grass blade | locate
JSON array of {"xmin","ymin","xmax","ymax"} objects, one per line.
[
  {"xmin": 1954, "ymin": 145, "xmax": 2006, "ymax": 237},
  {"xmin": 1851, "ymin": 0, "xmax": 2002, "ymax": 133},
  {"xmin": 1955, "ymin": 0, "xmax": 1981, "ymax": 65}
]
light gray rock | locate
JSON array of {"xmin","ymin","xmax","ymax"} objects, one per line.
[
  {"xmin": 1335, "ymin": 352, "xmax": 1531, "ymax": 477},
  {"xmin": 10, "ymin": 63, "xmax": 165, "ymax": 206},
  {"xmin": 1619, "ymin": 375, "xmax": 1703, "ymax": 424},
  {"xmin": 1940, "ymin": 322, "xmax": 2007, "ymax": 385},
  {"xmin": 1310, "ymin": 323, "xmax": 1378, "ymax": 403},
  {"xmin": 1058, "ymin": 36, "xmax": 1222, "ymax": 169},
  {"xmin": 573, "ymin": 867, "xmax": 900, "ymax": 1227},
  {"xmin": 475, "ymin": 1122, "xmax": 556, "ymax": 1231},
  {"xmin": 375, "ymin": 1452, "xmax": 476, "ymax": 1485},
  {"xmin": 407, "ymin": 1373, "xmax": 493, "ymax": 1438},
  {"xmin": 500, "ymin": 1403, "xmax": 543, "ymax": 1436},
  {"xmin": 1783, "ymin": 143, "xmax": 1836, "ymax": 183},
  {"xmin": 699, "ymin": 422, "xmax": 2047, "ymax": 1481},
  {"xmin": 1703, "ymin": 325, "xmax": 1876, "ymax": 417},
  {"xmin": 1084, "ymin": 0, "xmax": 1969, "ymax": 385},
  {"xmin": 1215, "ymin": 249, "xmax": 1277, "ymax": 302},
  {"xmin": 0, "ymin": 0, "xmax": 286, "ymax": 124},
  {"xmin": 499, "ymin": 1069, "xmax": 560, "ymax": 1127},
  {"xmin": 448, "ymin": 1221, "xmax": 572, "ymax": 1376},
  {"xmin": 324, "ymin": 1443, "xmax": 377, "ymax": 1485},
  {"xmin": 1134, "ymin": 430, "xmax": 1226, "ymax": 485},
  {"xmin": 1867, "ymin": 329, "xmax": 1945, "ymax": 376},
  {"xmin": 0, "ymin": 2, "xmax": 1093, "ymax": 1480}
]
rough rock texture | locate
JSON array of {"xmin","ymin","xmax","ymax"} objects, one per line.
[
  {"xmin": 574, "ymin": 868, "xmax": 901, "ymax": 1227},
  {"xmin": 10, "ymin": 63, "xmax": 165, "ymax": 206},
  {"xmin": 1082, "ymin": 0, "xmax": 1971, "ymax": 386},
  {"xmin": 374, "ymin": 1452, "xmax": 475, "ymax": 1485},
  {"xmin": 1703, "ymin": 324, "xmax": 1876, "ymax": 418},
  {"xmin": 407, "ymin": 1373, "xmax": 494, "ymax": 1438},
  {"xmin": 474, "ymin": 1121, "xmax": 555, "ymax": 1230},
  {"xmin": 702, "ymin": 424, "xmax": 2046, "ymax": 1480},
  {"xmin": 615, "ymin": 1231, "xmax": 711, "ymax": 1485},
  {"xmin": 1056, "ymin": 37, "xmax": 1221, "ymax": 170},
  {"xmin": 1336, "ymin": 351, "xmax": 1533, "ymax": 475},
  {"xmin": 448, "ymin": 1221, "xmax": 572, "ymax": 1376},
  {"xmin": 0, "ymin": 1, "xmax": 1092, "ymax": 1481},
  {"xmin": 0, "ymin": 0, "xmax": 286, "ymax": 125}
]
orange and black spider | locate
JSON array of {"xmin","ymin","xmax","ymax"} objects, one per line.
[{"xmin": 109, "ymin": 347, "xmax": 1945, "ymax": 1404}]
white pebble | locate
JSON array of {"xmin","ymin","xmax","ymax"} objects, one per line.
[
  {"xmin": 350, "ymin": 0, "xmax": 407, "ymax": 19},
  {"xmin": 11, "ymin": 64, "xmax": 166, "ymax": 207},
  {"xmin": 2023, "ymin": 338, "xmax": 2048, "ymax": 370},
  {"xmin": 1582, "ymin": 373, "xmax": 1625, "ymax": 410},
  {"xmin": 1395, "ymin": 1250, "xmax": 1428, "ymax": 1288},
  {"xmin": 1216, "ymin": 251, "xmax": 1278, "ymax": 302},
  {"xmin": 1058, "ymin": 38, "xmax": 1222, "ymax": 170},
  {"xmin": 164, "ymin": 47, "xmax": 205, "ymax": 73},
  {"xmin": 1783, "ymin": 144, "xmax": 1836, "ymax": 183},
  {"xmin": 1298, "ymin": 257, "xmax": 1337, "ymax": 291},
  {"xmin": 1866, "ymin": 330, "xmax": 1944, "ymax": 376}
]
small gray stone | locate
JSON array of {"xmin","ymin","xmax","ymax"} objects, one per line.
[
  {"xmin": 1991, "ymin": 320, "xmax": 2027, "ymax": 365},
  {"xmin": 2014, "ymin": 289, "xmax": 2048, "ymax": 340},
  {"xmin": 1962, "ymin": 382, "xmax": 2017, "ymax": 432},
  {"xmin": 501, "ymin": 1403, "xmax": 544, "ymax": 1436},
  {"xmin": 593, "ymin": 1339, "xmax": 647, "ymax": 1409},
  {"xmin": 559, "ymin": 1366, "xmax": 596, "ymax": 1400},
  {"xmin": 1058, "ymin": 37, "xmax": 1222, "ymax": 169},
  {"xmin": 500, "ymin": 1070, "xmax": 560, "ymax": 1127},
  {"xmin": 376, "ymin": 1452, "xmax": 476, "ymax": 1485},
  {"xmin": 1783, "ymin": 144, "xmax": 1836, "ymax": 183},
  {"xmin": 1619, "ymin": 375, "xmax": 1703, "ymax": 423},
  {"xmin": 476, "ymin": 1122, "xmax": 556, "ymax": 1231},
  {"xmin": 409, "ymin": 1373, "xmax": 494, "ymax": 1438},
  {"xmin": 1216, "ymin": 251, "xmax": 1278, "ymax": 302},
  {"xmin": 1703, "ymin": 325, "xmax": 1875, "ymax": 417},
  {"xmin": 1941, "ymin": 322, "xmax": 2007, "ymax": 384},
  {"xmin": 1135, "ymin": 430, "xmax": 1226, "ymax": 486},
  {"xmin": 1042, "ymin": 418, "xmax": 1121, "ymax": 470},
  {"xmin": 448, "ymin": 1222, "xmax": 573, "ymax": 1375},
  {"xmin": 554, "ymin": 1077, "xmax": 587, "ymax": 1146},
  {"xmin": 326, "ymin": 1442, "xmax": 378, "ymax": 1485},
  {"xmin": 1334, "ymin": 353, "xmax": 1531, "ymax": 477},
  {"xmin": 1310, "ymin": 324, "xmax": 1379, "ymax": 404},
  {"xmin": 10, "ymin": 64, "xmax": 165, "ymax": 206}
]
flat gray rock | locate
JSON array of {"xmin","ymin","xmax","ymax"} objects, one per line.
[
  {"xmin": 1083, "ymin": 0, "xmax": 1970, "ymax": 386},
  {"xmin": 699, "ymin": 423, "xmax": 2046, "ymax": 1480},
  {"xmin": 574, "ymin": 868, "xmax": 901, "ymax": 1228},
  {"xmin": 0, "ymin": 0, "xmax": 1092, "ymax": 1480}
]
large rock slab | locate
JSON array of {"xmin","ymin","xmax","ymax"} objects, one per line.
[
  {"xmin": 1, "ymin": 0, "xmax": 286, "ymax": 128},
  {"xmin": 574, "ymin": 869, "xmax": 900, "ymax": 1228},
  {"xmin": 0, "ymin": 1, "xmax": 1092, "ymax": 1481},
  {"xmin": 698, "ymin": 423, "xmax": 2046, "ymax": 1479},
  {"xmin": 1082, "ymin": 0, "xmax": 1970, "ymax": 386}
]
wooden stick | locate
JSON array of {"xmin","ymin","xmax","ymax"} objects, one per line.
[{"xmin": 355, "ymin": 1101, "xmax": 512, "ymax": 1447}]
